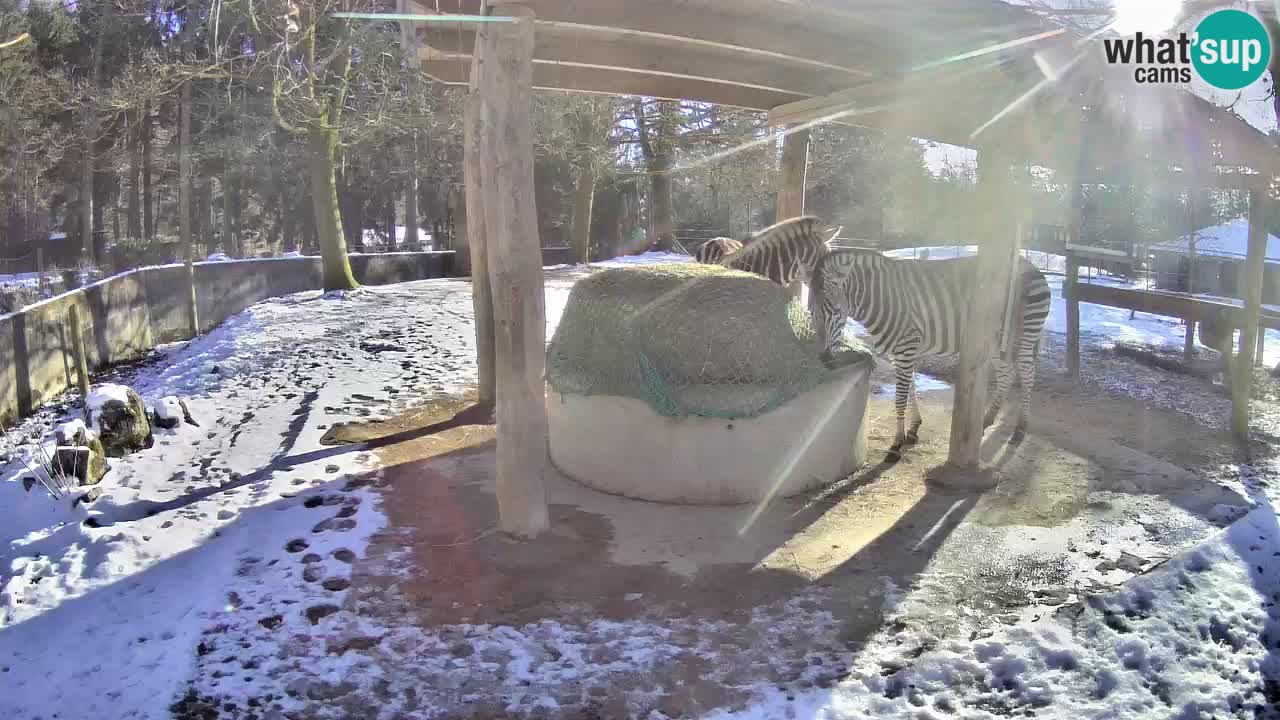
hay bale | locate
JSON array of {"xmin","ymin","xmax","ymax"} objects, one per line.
[{"xmin": 546, "ymin": 263, "xmax": 868, "ymax": 418}]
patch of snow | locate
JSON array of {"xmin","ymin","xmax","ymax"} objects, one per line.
[
  {"xmin": 85, "ymin": 383, "xmax": 134, "ymax": 434},
  {"xmin": 1154, "ymin": 216, "xmax": 1280, "ymax": 264},
  {"xmin": 710, "ymin": 504, "xmax": 1280, "ymax": 719},
  {"xmin": 54, "ymin": 418, "xmax": 94, "ymax": 442},
  {"xmin": 154, "ymin": 396, "xmax": 182, "ymax": 424},
  {"xmin": 596, "ymin": 250, "xmax": 692, "ymax": 267},
  {"xmin": 206, "ymin": 252, "xmax": 230, "ymax": 262}
]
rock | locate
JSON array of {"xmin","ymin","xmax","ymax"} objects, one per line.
[
  {"xmin": 87, "ymin": 384, "xmax": 153, "ymax": 457},
  {"xmin": 50, "ymin": 421, "xmax": 108, "ymax": 486},
  {"xmin": 151, "ymin": 397, "xmax": 183, "ymax": 430}
]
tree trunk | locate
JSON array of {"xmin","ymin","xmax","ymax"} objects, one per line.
[
  {"xmin": 649, "ymin": 155, "xmax": 674, "ymax": 250},
  {"xmin": 128, "ymin": 110, "xmax": 142, "ymax": 239},
  {"xmin": 404, "ymin": 131, "xmax": 419, "ymax": 250},
  {"xmin": 306, "ymin": 123, "xmax": 358, "ymax": 291},
  {"xmin": 142, "ymin": 100, "xmax": 154, "ymax": 242},
  {"xmin": 197, "ymin": 175, "xmax": 212, "ymax": 255},
  {"xmin": 179, "ymin": 79, "xmax": 193, "ymax": 262},
  {"xmin": 221, "ymin": 168, "xmax": 234, "ymax": 255},
  {"xmin": 570, "ymin": 158, "xmax": 596, "ymax": 264}
]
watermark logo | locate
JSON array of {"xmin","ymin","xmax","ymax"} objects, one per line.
[{"xmin": 1101, "ymin": 8, "xmax": 1271, "ymax": 90}]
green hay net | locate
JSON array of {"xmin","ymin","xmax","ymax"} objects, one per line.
[{"xmin": 545, "ymin": 262, "xmax": 870, "ymax": 419}]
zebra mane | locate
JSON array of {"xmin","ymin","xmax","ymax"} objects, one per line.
[{"xmin": 719, "ymin": 216, "xmax": 828, "ymax": 265}]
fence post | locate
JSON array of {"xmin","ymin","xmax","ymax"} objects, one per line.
[
  {"xmin": 185, "ymin": 258, "xmax": 199, "ymax": 337},
  {"xmin": 36, "ymin": 247, "xmax": 45, "ymax": 294},
  {"xmin": 68, "ymin": 304, "xmax": 91, "ymax": 413}
]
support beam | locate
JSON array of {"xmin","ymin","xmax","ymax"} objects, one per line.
[
  {"xmin": 946, "ymin": 147, "xmax": 1015, "ymax": 478},
  {"xmin": 1231, "ymin": 184, "xmax": 1268, "ymax": 444},
  {"xmin": 1065, "ymin": 254, "xmax": 1080, "ymax": 379},
  {"xmin": 476, "ymin": 3, "xmax": 550, "ymax": 537},
  {"xmin": 463, "ymin": 17, "xmax": 495, "ymax": 406},
  {"xmin": 776, "ymin": 126, "xmax": 809, "ymax": 299}
]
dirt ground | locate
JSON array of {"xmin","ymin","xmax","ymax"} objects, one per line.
[{"xmin": 317, "ymin": 344, "xmax": 1265, "ymax": 719}]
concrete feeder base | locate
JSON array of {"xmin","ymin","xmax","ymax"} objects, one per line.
[{"xmin": 547, "ymin": 362, "xmax": 872, "ymax": 505}]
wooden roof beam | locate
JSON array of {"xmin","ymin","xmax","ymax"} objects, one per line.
[
  {"xmin": 420, "ymin": 59, "xmax": 805, "ymax": 110},
  {"xmin": 419, "ymin": 23, "xmax": 862, "ymax": 98},
  {"xmin": 413, "ymin": 0, "xmax": 893, "ymax": 75}
]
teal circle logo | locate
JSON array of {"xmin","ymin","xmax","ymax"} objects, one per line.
[{"xmin": 1192, "ymin": 9, "xmax": 1271, "ymax": 90}]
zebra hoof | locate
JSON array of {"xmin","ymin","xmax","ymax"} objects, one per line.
[
  {"xmin": 904, "ymin": 431, "xmax": 919, "ymax": 445},
  {"xmin": 1010, "ymin": 426, "xmax": 1027, "ymax": 444},
  {"xmin": 886, "ymin": 443, "xmax": 904, "ymax": 462}
]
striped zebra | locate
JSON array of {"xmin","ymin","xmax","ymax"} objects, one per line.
[
  {"xmin": 809, "ymin": 249, "xmax": 1052, "ymax": 456},
  {"xmin": 695, "ymin": 237, "xmax": 743, "ymax": 264},
  {"xmin": 719, "ymin": 216, "xmax": 837, "ymax": 286}
]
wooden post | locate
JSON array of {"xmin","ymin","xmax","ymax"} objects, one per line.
[
  {"xmin": 68, "ymin": 304, "xmax": 90, "ymax": 406},
  {"xmin": 1256, "ymin": 327, "xmax": 1266, "ymax": 368},
  {"xmin": 185, "ymin": 258, "xmax": 199, "ymax": 337},
  {"xmin": 36, "ymin": 247, "xmax": 45, "ymax": 295},
  {"xmin": 776, "ymin": 126, "xmax": 810, "ymax": 298},
  {"xmin": 1065, "ymin": 253, "xmax": 1081, "ymax": 379},
  {"xmin": 946, "ymin": 147, "xmax": 1014, "ymax": 476},
  {"xmin": 476, "ymin": 3, "xmax": 549, "ymax": 537},
  {"xmin": 464, "ymin": 10, "xmax": 496, "ymax": 407},
  {"xmin": 1184, "ymin": 190, "xmax": 1198, "ymax": 362},
  {"xmin": 1231, "ymin": 184, "xmax": 1268, "ymax": 443}
]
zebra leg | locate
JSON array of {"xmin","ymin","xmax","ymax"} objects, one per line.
[
  {"xmin": 984, "ymin": 357, "xmax": 1013, "ymax": 429},
  {"xmin": 1012, "ymin": 335, "xmax": 1040, "ymax": 442},
  {"xmin": 904, "ymin": 378, "xmax": 922, "ymax": 444},
  {"xmin": 888, "ymin": 351, "xmax": 919, "ymax": 458}
]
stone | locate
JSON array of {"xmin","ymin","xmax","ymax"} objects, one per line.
[
  {"xmin": 51, "ymin": 420, "xmax": 108, "ymax": 486},
  {"xmin": 152, "ymin": 396, "xmax": 183, "ymax": 430},
  {"xmin": 87, "ymin": 384, "xmax": 153, "ymax": 457}
]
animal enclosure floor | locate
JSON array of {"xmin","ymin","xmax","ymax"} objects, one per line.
[
  {"xmin": 305, "ymin": 370, "xmax": 1262, "ymax": 719},
  {"xmin": 2, "ymin": 261, "xmax": 1278, "ymax": 720}
]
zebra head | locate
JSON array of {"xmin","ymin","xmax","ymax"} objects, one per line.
[{"xmin": 808, "ymin": 250, "xmax": 849, "ymax": 366}]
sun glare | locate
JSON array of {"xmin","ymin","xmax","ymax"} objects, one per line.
[{"xmin": 1110, "ymin": 0, "xmax": 1184, "ymax": 36}]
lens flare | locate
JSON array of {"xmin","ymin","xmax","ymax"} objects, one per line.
[{"xmin": 1110, "ymin": 0, "xmax": 1184, "ymax": 36}]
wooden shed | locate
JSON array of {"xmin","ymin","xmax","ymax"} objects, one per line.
[{"xmin": 399, "ymin": 0, "xmax": 1280, "ymax": 535}]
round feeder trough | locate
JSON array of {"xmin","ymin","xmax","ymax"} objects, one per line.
[{"xmin": 545, "ymin": 262, "xmax": 873, "ymax": 505}]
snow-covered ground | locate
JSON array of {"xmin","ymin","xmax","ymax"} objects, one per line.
[
  {"xmin": 0, "ymin": 251, "xmax": 1277, "ymax": 719},
  {"xmin": 0, "ymin": 280, "xmax": 479, "ymax": 719}
]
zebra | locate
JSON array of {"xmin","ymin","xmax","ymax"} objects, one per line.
[
  {"xmin": 694, "ymin": 237, "xmax": 743, "ymax": 264},
  {"xmin": 808, "ymin": 249, "xmax": 1052, "ymax": 456},
  {"xmin": 718, "ymin": 216, "xmax": 838, "ymax": 286}
]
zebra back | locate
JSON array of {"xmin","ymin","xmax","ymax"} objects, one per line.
[
  {"xmin": 694, "ymin": 237, "xmax": 744, "ymax": 264},
  {"xmin": 719, "ymin": 216, "xmax": 834, "ymax": 285},
  {"xmin": 811, "ymin": 249, "xmax": 1051, "ymax": 360}
]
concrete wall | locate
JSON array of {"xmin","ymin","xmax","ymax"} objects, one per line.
[{"xmin": 0, "ymin": 251, "xmax": 454, "ymax": 424}]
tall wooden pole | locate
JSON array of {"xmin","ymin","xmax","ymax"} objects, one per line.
[
  {"xmin": 946, "ymin": 147, "xmax": 1015, "ymax": 476},
  {"xmin": 776, "ymin": 126, "xmax": 810, "ymax": 299},
  {"xmin": 1231, "ymin": 184, "xmax": 1268, "ymax": 444},
  {"xmin": 68, "ymin": 304, "xmax": 90, "ymax": 408},
  {"xmin": 1065, "ymin": 253, "xmax": 1081, "ymax": 379},
  {"xmin": 477, "ymin": 3, "xmax": 549, "ymax": 537},
  {"xmin": 464, "ymin": 2, "xmax": 496, "ymax": 406}
]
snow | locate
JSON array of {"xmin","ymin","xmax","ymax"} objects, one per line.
[
  {"xmin": 360, "ymin": 225, "xmax": 433, "ymax": 248},
  {"xmin": 154, "ymin": 396, "xmax": 182, "ymax": 424},
  {"xmin": 84, "ymin": 383, "xmax": 135, "ymax": 437},
  {"xmin": 0, "ymin": 280, "xmax": 478, "ymax": 719},
  {"xmin": 1153, "ymin": 216, "xmax": 1280, "ymax": 264},
  {"xmin": 206, "ymin": 252, "xmax": 230, "ymax": 262},
  {"xmin": 711, "ymin": 502, "xmax": 1280, "ymax": 719},
  {"xmin": 54, "ymin": 418, "xmax": 94, "ymax": 443}
]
